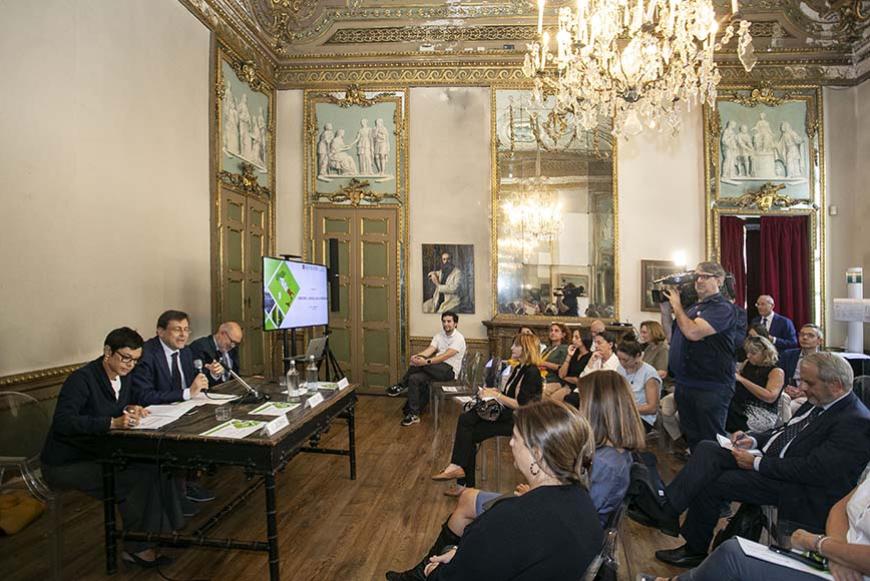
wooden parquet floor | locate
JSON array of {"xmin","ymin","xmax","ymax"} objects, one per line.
[{"xmin": 0, "ymin": 395, "xmax": 690, "ymax": 581}]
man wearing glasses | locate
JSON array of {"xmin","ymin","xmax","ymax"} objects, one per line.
[
  {"xmin": 189, "ymin": 321, "xmax": 243, "ymax": 386},
  {"xmin": 131, "ymin": 309, "xmax": 214, "ymax": 406},
  {"xmin": 752, "ymin": 294, "xmax": 799, "ymax": 351},
  {"xmin": 664, "ymin": 261, "xmax": 738, "ymax": 450}
]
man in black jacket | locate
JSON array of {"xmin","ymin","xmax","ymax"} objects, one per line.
[
  {"xmin": 41, "ymin": 327, "xmax": 183, "ymax": 568},
  {"xmin": 188, "ymin": 321, "xmax": 243, "ymax": 386},
  {"xmin": 634, "ymin": 351, "xmax": 870, "ymax": 567}
]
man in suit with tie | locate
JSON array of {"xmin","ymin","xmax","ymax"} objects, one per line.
[
  {"xmin": 631, "ymin": 351, "xmax": 870, "ymax": 567},
  {"xmin": 752, "ymin": 294, "xmax": 798, "ymax": 351},
  {"xmin": 132, "ymin": 310, "xmax": 217, "ymax": 405},
  {"xmin": 779, "ymin": 324, "xmax": 824, "ymax": 413},
  {"xmin": 189, "ymin": 321, "xmax": 243, "ymax": 386}
]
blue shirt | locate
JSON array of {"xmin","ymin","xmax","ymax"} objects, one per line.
[
  {"xmin": 618, "ymin": 362, "xmax": 661, "ymax": 426},
  {"xmin": 668, "ymin": 293, "xmax": 737, "ymax": 390}
]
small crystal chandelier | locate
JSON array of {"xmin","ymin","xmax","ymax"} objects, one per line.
[
  {"xmin": 523, "ymin": 0, "xmax": 757, "ymax": 136},
  {"xmin": 502, "ymin": 177, "xmax": 564, "ymax": 243}
]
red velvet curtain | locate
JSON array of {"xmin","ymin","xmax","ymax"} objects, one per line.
[
  {"xmin": 720, "ymin": 216, "xmax": 746, "ymax": 308},
  {"xmin": 760, "ymin": 216, "xmax": 810, "ymax": 328}
]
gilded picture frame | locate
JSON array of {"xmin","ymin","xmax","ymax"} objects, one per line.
[
  {"xmin": 304, "ymin": 86, "xmax": 409, "ymax": 206},
  {"xmin": 703, "ymin": 85, "xmax": 824, "ymax": 329}
]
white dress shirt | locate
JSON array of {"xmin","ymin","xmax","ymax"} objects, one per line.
[{"xmin": 160, "ymin": 339, "xmax": 191, "ymax": 401}]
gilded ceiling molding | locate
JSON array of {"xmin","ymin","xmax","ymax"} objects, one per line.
[
  {"xmin": 276, "ymin": 63, "xmax": 528, "ymax": 88},
  {"xmin": 0, "ymin": 363, "xmax": 84, "ymax": 387}
]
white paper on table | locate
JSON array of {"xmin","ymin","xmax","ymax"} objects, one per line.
[
  {"xmin": 191, "ymin": 392, "xmax": 239, "ymax": 405},
  {"xmin": 145, "ymin": 402, "xmax": 197, "ymax": 417},
  {"xmin": 200, "ymin": 419, "xmax": 266, "ymax": 439},
  {"xmin": 735, "ymin": 537, "xmax": 832, "ymax": 579},
  {"xmin": 248, "ymin": 402, "xmax": 301, "ymax": 417},
  {"xmin": 716, "ymin": 434, "xmax": 763, "ymax": 456},
  {"xmin": 442, "ymin": 386, "xmax": 459, "ymax": 393},
  {"xmin": 132, "ymin": 413, "xmax": 182, "ymax": 430},
  {"xmin": 456, "ymin": 396, "xmax": 473, "ymax": 404}
]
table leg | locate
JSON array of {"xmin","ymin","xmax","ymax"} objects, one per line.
[
  {"xmin": 102, "ymin": 463, "xmax": 117, "ymax": 575},
  {"xmin": 264, "ymin": 473, "xmax": 280, "ymax": 580},
  {"xmin": 347, "ymin": 406, "xmax": 357, "ymax": 480}
]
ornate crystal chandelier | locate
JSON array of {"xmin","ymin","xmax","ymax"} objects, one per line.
[
  {"xmin": 501, "ymin": 177, "xmax": 564, "ymax": 243},
  {"xmin": 523, "ymin": 0, "xmax": 756, "ymax": 136}
]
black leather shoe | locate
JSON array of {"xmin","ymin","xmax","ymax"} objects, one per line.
[
  {"xmin": 122, "ymin": 551, "xmax": 174, "ymax": 569},
  {"xmin": 628, "ymin": 499, "xmax": 680, "ymax": 538},
  {"xmin": 655, "ymin": 544, "xmax": 706, "ymax": 568}
]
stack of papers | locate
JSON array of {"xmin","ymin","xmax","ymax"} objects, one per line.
[
  {"xmin": 132, "ymin": 401, "xmax": 199, "ymax": 430},
  {"xmin": 248, "ymin": 402, "xmax": 301, "ymax": 417},
  {"xmin": 736, "ymin": 537, "xmax": 832, "ymax": 579},
  {"xmin": 200, "ymin": 419, "xmax": 266, "ymax": 440},
  {"xmin": 190, "ymin": 392, "xmax": 239, "ymax": 405}
]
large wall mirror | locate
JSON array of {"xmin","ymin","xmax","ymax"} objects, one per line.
[{"xmin": 491, "ymin": 88, "xmax": 618, "ymax": 321}]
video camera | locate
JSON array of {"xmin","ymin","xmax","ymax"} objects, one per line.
[
  {"xmin": 553, "ymin": 282, "xmax": 585, "ymax": 299},
  {"xmin": 651, "ymin": 270, "xmax": 735, "ymax": 309}
]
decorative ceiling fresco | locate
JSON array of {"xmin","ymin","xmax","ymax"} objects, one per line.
[{"xmin": 182, "ymin": 0, "xmax": 870, "ymax": 87}]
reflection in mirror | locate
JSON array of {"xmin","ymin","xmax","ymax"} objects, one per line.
[{"xmin": 494, "ymin": 89, "xmax": 616, "ymax": 319}]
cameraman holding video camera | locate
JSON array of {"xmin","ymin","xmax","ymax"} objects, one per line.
[{"xmin": 662, "ymin": 261, "xmax": 737, "ymax": 451}]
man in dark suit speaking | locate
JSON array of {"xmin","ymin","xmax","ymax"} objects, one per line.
[
  {"xmin": 189, "ymin": 321, "xmax": 243, "ymax": 386},
  {"xmin": 752, "ymin": 294, "xmax": 798, "ymax": 351},
  {"xmin": 633, "ymin": 351, "xmax": 870, "ymax": 567},
  {"xmin": 132, "ymin": 310, "xmax": 216, "ymax": 405}
]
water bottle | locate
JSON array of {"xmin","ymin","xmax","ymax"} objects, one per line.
[
  {"xmin": 306, "ymin": 355, "xmax": 319, "ymax": 393},
  {"xmin": 285, "ymin": 365, "xmax": 300, "ymax": 402}
]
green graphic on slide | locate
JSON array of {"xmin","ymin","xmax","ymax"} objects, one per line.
[{"xmin": 264, "ymin": 260, "xmax": 300, "ymax": 330}]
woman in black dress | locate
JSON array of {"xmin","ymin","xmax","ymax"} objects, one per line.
[
  {"xmin": 387, "ymin": 400, "xmax": 604, "ymax": 581},
  {"xmin": 550, "ymin": 329, "xmax": 593, "ymax": 401},
  {"xmin": 726, "ymin": 335, "xmax": 785, "ymax": 433},
  {"xmin": 431, "ymin": 332, "xmax": 544, "ymax": 494}
]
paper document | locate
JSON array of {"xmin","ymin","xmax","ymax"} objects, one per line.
[
  {"xmin": 190, "ymin": 392, "xmax": 239, "ymax": 405},
  {"xmin": 132, "ymin": 414, "xmax": 182, "ymax": 430},
  {"xmin": 736, "ymin": 537, "xmax": 832, "ymax": 579},
  {"xmin": 248, "ymin": 402, "xmax": 301, "ymax": 417},
  {"xmin": 716, "ymin": 434, "xmax": 763, "ymax": 456},
  {"xmin": 200, "ymin": 419, "xmax": 266, "ymax": 440},
  {"xmin": 456, "ymin": 396, "xmax": 473, "ymax": 404},
  {"xmin": 133, "ymin": 401, "xmax": 199, "ymax": 429},
  {"xmin": 442, "ymin": 386, "xmax": 460, "ymax": 393}
]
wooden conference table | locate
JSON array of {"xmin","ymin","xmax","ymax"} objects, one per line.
[{"xmin": 89, "ymin": 377, "xmax": 357, "ymax": 580}]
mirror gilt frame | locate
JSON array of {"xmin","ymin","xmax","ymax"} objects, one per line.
[
  {"xmin": 703, "ymin": 85, "xmax": 825, "ymax": 329},
  {"xmin": 489, "ymin": 84, "xmax": 620, "ymax": 324}
]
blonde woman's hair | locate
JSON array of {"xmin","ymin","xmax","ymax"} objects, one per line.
[
  {"xmin": 517, "ymin": 333, "xmax": 545, "ymax": 366},
  {"xmin": 640, "ymin": 320, "xmax": 667, "ymax": 345},
  {"xmin": 575, "ymin": 370, "xmax": 646, "ymax": 451},
  {"xmin": 743, "ymin": 335, "xmax": 779, "ymax": 366},
  {"xmin": 514, "ymin": 400, "xmax": 595, "ymax": 488}
]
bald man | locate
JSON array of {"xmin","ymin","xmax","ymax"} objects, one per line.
[
  {"xmin": 189, "ymin": 322, "xmax": 244, "ymax": 386},
  {"xmin": 751, "ymin": 295, "xmax": 798, "ymax": 351}
]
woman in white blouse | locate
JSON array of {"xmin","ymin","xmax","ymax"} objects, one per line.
[
  {"xmin": 580, "ymin": 331, "xmax": 620, "ymax": 377},
  {"xmin": 639, "ymin": 466, "xmax": 870, "ymax": 580}
]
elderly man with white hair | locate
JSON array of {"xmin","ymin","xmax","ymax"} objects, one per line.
[
  {"xmin": 752, "ymin": 294, "xmax": 798, "ymax": 350},
  {"xmin": 189, "ymin": 321, "xmax": 243, "ymax": 386}
]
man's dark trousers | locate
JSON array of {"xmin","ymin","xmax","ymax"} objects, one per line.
[
  {"xmin": 675, "ymin": 383, "xmax": 733, "ymax": 450},
  {"xmin": 401, "ymin": 363, "xmax": 454, "ymax": 415}
]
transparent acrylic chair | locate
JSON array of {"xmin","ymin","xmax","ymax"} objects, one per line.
[{"xmin": 0, "ymin": 391, "xmax": 62, "ymax": 580}]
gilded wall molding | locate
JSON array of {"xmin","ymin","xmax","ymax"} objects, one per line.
[{"xmin": 0, "ymin": 363, "xmax": 83, "ymax": 388}]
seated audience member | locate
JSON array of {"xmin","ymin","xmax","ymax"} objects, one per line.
[
  {"xmin": 41, "ymin": 328, "xmax": 184, "ymax": 568},
  {"xmin": 188, "ymin": 321, "xmax": 243, "ymax": 386},
  {"xmin": 589, "ymin": 319, "xmax": 606, "ymax": 345},
  {"xmin": 552, "ymin": 330, "xmax": 593, "ymax": 399},
  {"xmin": 539, "ymin": 323, "xmax": 569, "ymax": 393},
  {"xmin": 726, "ymin": 336, "xmax": 785, "ymax": 433},
  {"xmin": 580, "ymin": 331, "xmax": 620, "ymax": 377},
  {"xmin": 779, "ymin": 323, "xmax": 824, "ymax": 413},
  {"xmin": 132, "ymin": 310, "xmax": 210, "ymax": 406},
  {"xmin": 638, "ymin": 466, "xmax": 870, "ymax": 580},
  {"xmin": 431, "ymin": 333, "xmax": 543, "ymax": 495},
  {"xmin": 386, "ymin": 311, "xmax": 466, "ymax": 427},
  {"xmin": 386, "ymin": 400, "xmax": 603, "ymax": 580},
  {"xmin": 616, "ymin": 341, "xmax": 662, "ymax": 432},
  {"xmin": 736, "ymin": 323, "xmax": 769, "ymax": 362},
  {"xmin": 632, "ymin": 352, "xmax": 870, "ymax": 568},
  {"xmin": 752, "ymin": 294, "xmax": 798, "ymax": 351},
  {"xmin": 639, "ymin": 320, "xmax": 669, "ymax": 381}
]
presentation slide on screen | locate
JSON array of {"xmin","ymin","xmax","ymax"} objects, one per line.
[{"xmin": 263, "ymin": 258, "xmax": 329, "ymax": 330}]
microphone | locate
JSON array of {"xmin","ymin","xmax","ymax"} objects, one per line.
[
  {"xmin": 229, "ymin": 370, "xmax": 267, "ymax": 404},
  {"xmin": 193, "ymin": 359, "xmax": 203, "ymax": 374}
]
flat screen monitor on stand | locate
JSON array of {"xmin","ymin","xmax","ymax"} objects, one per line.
[{"xmin": 261, "ymin": 256, "xmax": 344, "ymax": 381}]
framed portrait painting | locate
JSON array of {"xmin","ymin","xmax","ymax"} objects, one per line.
[
  {"xmin": 422, "ymin": 244, "xmax": 474, "ymax": 314},
  {"xmin": 641, "ymin": 260, "xmax": 682, "ymax": 312}
]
